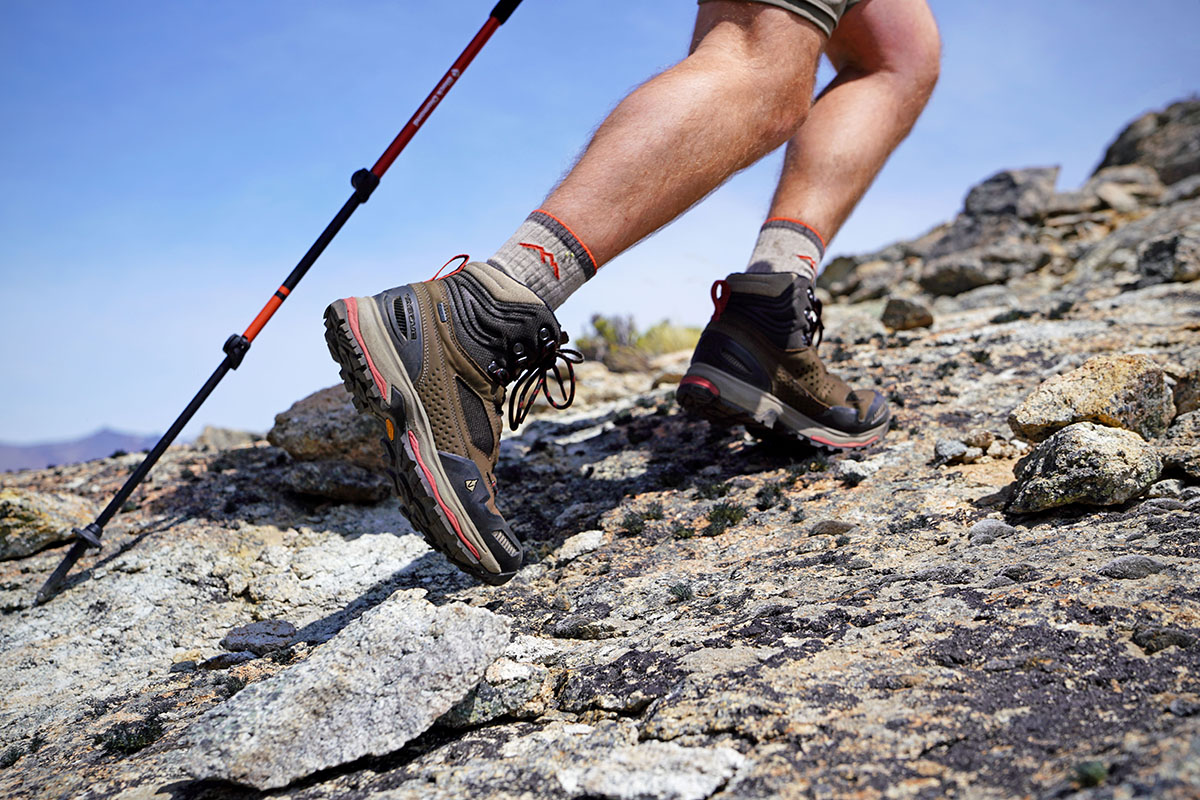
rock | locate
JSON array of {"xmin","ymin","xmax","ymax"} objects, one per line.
[
  {"xmin": 964, "ymin": 167, "xmax": 1060, "ymax": 219},
  {"xmin": 1008, "ymin": 354, "xmax": 1175, "ymax": 442},
  {"xmin": 999, "ymin": 563, "xmax": 1038, "ymax": 583},
  {"xmin": 1157, "ymin": 411, "xmax": 1200, "ymax": 480},
  {"xmin": 1162, "ymin": 174, "xmax": 1200, "ymax": 205},
  {"xmin": 926, "ymin": 214, "xmax": 1035, "ymax": 260},
  {"xmin": 199, "ymin": 651, "xmax": 257, "ymax": 670},
  {"xmin": 1044, "ymin": 190, "xmax": 1102, "ymax": 216},
  {"xmin": 439, "ymin": 658, "xmax": 550, "ymax": 728},
  {"xmin": 1146, "ymin": 479, "xmax": 1187, "ymax": 499},
  {"xmin": 964, "ymin": 430, "xmax": 996, "ymax": 450},
  {"xmin": 1097, "ymin": 98, "xmax": 1200, "ymax": 185},
  {"xmin": 1132, "ymin": 626, "xmax": 1197, "ymax": 655},
  {"xmin": 961, "ymin": 446, "xmax": 985, "ymax": 464},
  {"xmin": 919, "ymin": 254, "xmax": 1004, "ymax": 296},
  {"xmin": 556, "ymin": 739, "xmax": 746, "ymax": 800},
  {"xmin": 1085, "ymin": 164, "xmax": 1165, "ymax": 201},
  {"xmin": 193, "ymin": 426, "xmax": 262, "ymax": 451},
  {"xmin": 881, "ymin": 297, "xmax": 934, "ymax": 331},
  {"xmin": 551, "ymin": 614, "xmax": 620, "ymax": 640},
  {"xmin": 554, "ymin": 530, "xmax": 606, "ymax": 562},
  {"xmin": 1095, "ymin": 182, "xmax": 1141, "ymax": 213},
  {"xmin": 808, "ymin": 519, "xmax": 858, "ymax": 536},
  {"xmin": 934, "ymin": 439, "xmax": 967, "ymax": 465},
  {"xmin": 267, "ymin": 385, "xmax": 382, "ymax": 470},
  {"xmin": 603, "ymin": 345, "xmax": 653, "ymax": 374},
  {"xmin": 1137, "ymin": 226, "xmax": 1200, "ymax": 284},
  {"xmin": 219, "ymin": 619, "xmax": 297, "ymax": 656},
  {"xmin": 1074, "ymin": 199, "xmax": 1200, "ymax": 275},
  {"xmin": 1098, "ymin": 555, "xmax": 1166, "ymax": 580},
  {"xmin": 182, "ymin": 590, "xmax": 509, "ymax": 790},
  {"xmin": 968, "ymin": 519, "xmax": 1018, "ymax": 545},
  {"xmin": 1008, "ymin": 422, "xmax": 1162, "ymax": 513},
  {"xmin": 837, "ymin": 458, "xmax": 880, "ymax": 485},
  {"xmin": 278, "ymin": 459, "xmax": 391, "ymax": 504},
  {"xmin": 0, "ymin": 488, "xmax": 95, "ymax": 560}
]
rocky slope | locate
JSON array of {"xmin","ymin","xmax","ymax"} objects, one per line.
[{"xmin": 2, "ymin": 99, "xmax": 1199, "ymax": 800}]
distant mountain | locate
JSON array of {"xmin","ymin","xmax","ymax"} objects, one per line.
[{"xmin": 0, "ymin": 428, "xmax": 161, "ymax": 472}]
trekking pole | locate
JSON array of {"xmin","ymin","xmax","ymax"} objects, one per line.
[{"xmin": 35, "ymin": 0, "xmax": 525, "ymax": 605}]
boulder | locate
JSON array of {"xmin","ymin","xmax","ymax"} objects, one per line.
[
  {"xmin": 182, "ymin": 589, "xmax": 509, "ymax": 790},
  {"xmin": 0, "ymin": 488, "xmax": 95, "ymax": 560},
  {"xmin": 267, "ymin": 385, "xmax": 381, "ymax": 469},
  {"xmin": 1137, "ymin": 225, "xmax": 1200, "ymax": 284},
  {"xmin": 1008, "ymin": 422, "xmax": 1161, "ymax": 513},
  {"xmin": 1157, "ymin": 411, "xmax": 1200, "ymax": 480},
  {"xmin": 964, "ymin": 167, "xmax": 1060, "ymax": 219},
  {"xmin": 1008, "ymin": 354, "xmax": 1175, "ymax": 442},
  {"xmin": 1096, "ymin": 98, "xmax": 1200, "ymax": 185}
]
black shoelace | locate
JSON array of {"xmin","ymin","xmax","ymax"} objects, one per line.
[
  {"xmin": 503, "ymin": 330, "xmax": 583, "ymax": 430},
  {"xmin": 803, "ymin": 285, "xmax": 825, "ymax": 349}
]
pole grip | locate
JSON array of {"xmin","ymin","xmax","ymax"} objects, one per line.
[{"xmin": 489, "ymin": 0, "xmax": 522, "ymax": 24}]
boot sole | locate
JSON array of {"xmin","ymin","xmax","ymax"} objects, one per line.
[
  {"xmin": 676, "ymin": 363, "xmax": 889, "ymax": 450},
  {"xmin": 323, "ymin": 298, "xmax": 516, "ymax": 585}
]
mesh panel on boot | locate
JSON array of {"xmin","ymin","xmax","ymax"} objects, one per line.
[{"xmin": 457, "ymin": 377, "xmax": 495, "ymax": 455}]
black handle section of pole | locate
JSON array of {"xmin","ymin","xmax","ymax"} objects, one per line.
[
  {"xmin": 35, "ymin": 1, "xmax": 517, "ymax": 605},
  {"xmin": 489, "ymin": 0, "xmax": 523, "ymax": 24}
]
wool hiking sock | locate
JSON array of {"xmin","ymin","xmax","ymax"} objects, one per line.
[
  {"xmin": 745, "ymin": 217, "xmax": 825, "ymax": 284},
  {"xmin": 487, "ymin": 210, "xmax": 598, "ymax": 311}
]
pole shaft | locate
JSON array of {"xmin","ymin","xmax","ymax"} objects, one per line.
[{"xmin": 370, "ymin": 17, "xmax": 502, "ymax": 178}]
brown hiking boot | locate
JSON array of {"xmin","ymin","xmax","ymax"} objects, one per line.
[
  {"xmin": 676, "ymin": 272, "xmax": 890, "ymax": 449},
  {"xmin": 323, "ymin": 260, "xmax": 580, "ymax": 584}
]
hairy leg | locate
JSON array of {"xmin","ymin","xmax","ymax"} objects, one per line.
[
  {"xmin": 768, "ymin": 0, "xmax": 941, "ymax": 242},
  {"xmin": 539, "ymin": 2, "xmax": 826, "ymax": 267}
]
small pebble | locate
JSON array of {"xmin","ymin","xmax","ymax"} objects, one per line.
[
  {"xmin": 934, "ymin": 439, "xmax": 967, "ymax": 464},
  {"xmin": 1098, "ymin": 555, "xmax": 1166, "ymax": 580}
]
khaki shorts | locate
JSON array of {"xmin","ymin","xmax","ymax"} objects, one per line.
[{"xmin": 697, "ymin": 0, "xmax": 863, "ymax": 38}]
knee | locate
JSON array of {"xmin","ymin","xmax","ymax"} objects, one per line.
[{"xmin": 830, "ymin": 4, "xmax": 942, "ymax": 103}]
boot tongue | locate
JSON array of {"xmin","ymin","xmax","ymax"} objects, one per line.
[
  {"xmin": 723, "ymin": 271, "xmax": 818, "ymax": 350},
  {"xmin": 441, "ymin": 261, "xmax": 566, "ymax": 383}
]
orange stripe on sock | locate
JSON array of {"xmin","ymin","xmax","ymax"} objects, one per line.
[
  {"xmin": 531, "ymin": 208, "xmax": 599, "ymax": 271},
  {"xmin": 764, "ymin": 217, "xmax": 826, "ymax": 249}
]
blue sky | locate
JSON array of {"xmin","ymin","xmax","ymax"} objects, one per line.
[{"xmin": 1, "ymin": 1, "xmax": 1198, "ymax": 443}]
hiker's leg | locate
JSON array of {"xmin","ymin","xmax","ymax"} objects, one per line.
[
  {"xmin": 766, "ymin": 0, "xmax": 940, "ymax": 246},
  {"xmin": 534, "ymin": 3, "xmax": 825, "ymax": 271}
]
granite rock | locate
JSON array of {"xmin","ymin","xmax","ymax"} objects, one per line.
[
  {"xmin": 1097, "ymin": 98, "xmax": 1200, "ymax": 185},
  {"xmin": 1008, "ymin": 353, "xmax": 1175, "ymax": 442},
  {"xmin": 881, "ymin": 297, "xmax": 934, "ymax": 331},
  {"xmin": 182, "ymin": 589, "xmax": 509, "ymax": 789},
  {"xmin": 0, "ymin": 488, "xmax": 94, "ymax": 560},
  {"xmin": 267, "ymin": 385, "xmax": 383, "ymax": 469},
  {"xmin": 1138, "ymin": 225, "xmax": 1200, "ymax": 284},
  {"xmin": 1157, "ymin": 410, "xmax": 1200, "ymax": 480},
  {"xmin": 964, "ymin": 166, "xmax": 1060, "ymax": 219},
  {"xmin": 1008, "ymin": 422, "xmax": 1162, "ymax": 512}
]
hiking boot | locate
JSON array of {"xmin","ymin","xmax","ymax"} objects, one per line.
[
  {"xmin": 676, "ymin": 272, "xmax": 890, "ymax": 449},
  {"xmin": 323, "ymin": 260, "xmax": 580, "ymax": 584}
]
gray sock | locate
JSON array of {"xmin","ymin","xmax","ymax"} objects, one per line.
[
  {"xmin": 487, "ymin": 210, "xmax": 597, "ymax": 310},
  {"xmin": 745, "ymin": 217, "xmax": 825, "ymax": 283}
]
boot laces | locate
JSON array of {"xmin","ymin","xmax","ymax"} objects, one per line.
[
  {"xmin": 487, "ymin": 327, "xmax": 583, "ymax": 430},
  {"xmin": 802, "ymin": 284, "xmax": 824, "ymax": 349}
]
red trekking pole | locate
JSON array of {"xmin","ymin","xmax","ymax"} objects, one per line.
[{"xmin": 35, "ymin": 0, "xmax": 526, "ymax": 605}]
